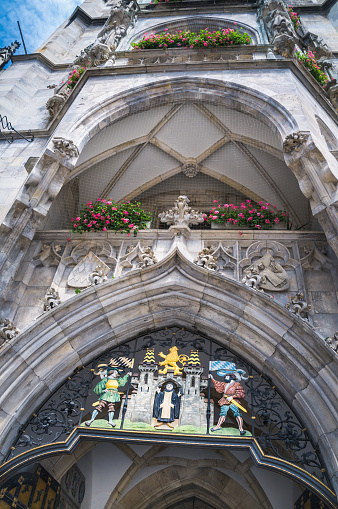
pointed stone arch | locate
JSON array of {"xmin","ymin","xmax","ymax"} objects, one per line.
[{"xmin": 0, "ymin": 249, "xmax": 336, "ymax": 504}]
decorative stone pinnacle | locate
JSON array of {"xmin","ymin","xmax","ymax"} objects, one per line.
[{"xmin": 158, "ymin": 196, "xmax": 206, "ymax": 228}]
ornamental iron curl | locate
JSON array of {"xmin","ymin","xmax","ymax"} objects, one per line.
[{"xmin": 0, "ymin": 113, "xmax": 34, "ymax": 143}]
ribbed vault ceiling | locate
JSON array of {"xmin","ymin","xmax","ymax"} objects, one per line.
[{"xmin": 45, "ymin": 101, "xmax": 313, "ymax": 229}]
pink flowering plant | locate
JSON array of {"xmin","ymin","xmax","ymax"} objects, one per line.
[
  {"xmin": 131, "ymin": 28, "xmax": 251, "ymax": 50},
  {"xmin": 207, "ymin": 199, "xmax": 290, "ymax": 229},
  {"xmin": 287, "ymin": 6, "xmax": 301, "ymax": 31},
  {"xmin": 295, "ymin": 50, "xmax": 328, "ymax": 87},
  {"xmin": 65, "ymin": 67, "xmax": 87, "ymax": 91},
  {"xmin": 70, "ymin": 199, "xmax": 152, "ymax": 236}
]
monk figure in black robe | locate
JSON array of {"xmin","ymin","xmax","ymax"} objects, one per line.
[{"xmin": 153, "ymin": 382, "xmax": 181, "ymax": 429}]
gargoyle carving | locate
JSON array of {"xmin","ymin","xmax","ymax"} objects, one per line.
[
  {"xmin": 88, "ymin": 265, "xmax": 108, "ymax": 285},
  {"xmin": 325, "ymin": 332, "xmax": 338, "ymax": 354},
  {"xmin": 137, "ymin": 246, "xmax": 157, "ymax": 268},
  {"xmin": 283, "ymin": 131, "xmax": 309, "ymax": 153}
]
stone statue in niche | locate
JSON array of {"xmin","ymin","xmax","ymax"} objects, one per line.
[
  {"xmin": 153, "ymin": 381, "xmax": 182, "ymax": 429},
  {"xmin": 209, "ymin": 361, "xmax": 248, "ymax": 436},
  {"xmin": 242, "ymin": 253, "xmax": 289, "ymax": 292}
]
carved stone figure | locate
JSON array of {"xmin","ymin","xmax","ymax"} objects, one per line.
[
  {"xmin": 194, "ymin": 247, "xmax": 218, "ymax": 271},
  {"xmin": 209, "ymin": 361, "xmax": 248, "ymax": 435},
  {"xmin": 159, "ymin": 196, "xmax": 206, "ymax": 228},
  {"xmin": 182, "ymin": 161, "xmax": 199, "ymax": 178},
  {"xmin": 242, "ymin": 253, "xmax": 289, "ymax": 292},
  {"xmin": 0, "ymin": 41, "xmax": 20, "ymax": 70},
  {"xmin": 88, "ymin": 265, "xmax": 108, "ymax": 286},
  {"xmin": 43, "ymin": 287, "xmax": 61, "ymax": 312},
  {"xmin": 52, "ymin": 137, "xmax": 79, "ymax": 158},
  {"xmin": 33, "ymin": 243, "xmax": 62, "ymax": 267},
  {"xmin": 153, "ymin": 382, "xmax": 182, "ymax": 429},
  {"xmin": 283, "ymin": 131, "xmax": 309, "ymax": 153},
  {"xmin": 325, "ymin": 332, "xmax": 338, "ymax": 354},
  {"xmin": 261, "ymin": 0, "xmax": 297, "ymax": 57},
  {"xmin": 137, "ymin": 246, "xmax": 157, "ymax": 268},
  {"xmin": 0, "ymin": 317, "xmax": 19, "ymax": 345},
  {"xmin": 46, "ymin": 91, "xmax": 68, "ymax": 119},
  {"xmin": 241, "ymin": 266, "xmax": 265, "ymax": 292},
  {"xmin": 286, "ymin": 293, "xmax": 311, "ymax": 320}
]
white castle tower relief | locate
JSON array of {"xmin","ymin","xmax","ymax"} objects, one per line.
[{"xmin": 122, "ymin": 348, "xmax": 213, "ymax": 430}]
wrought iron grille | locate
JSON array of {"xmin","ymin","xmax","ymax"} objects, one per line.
[{"xmin": 4, "ymin": 327, "xmax": 329, "ymax": 488}]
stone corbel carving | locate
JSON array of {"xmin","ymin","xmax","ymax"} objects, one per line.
[
  {"xmin": 52, "ymin": 137, "xmax": 79, "ymax": 159},
  {"xmin": 283, "ymin": 132, "xmax": 309, "ymax": 153},
  {"xmin": 325, "ymin": 332, "xmax": 338, "ymax": 354},
  {"xmin": 182, "ymin": 160, "xmax": 199, "ymax": 178},
  {"xmin": 43, "ymin": 287, "xmax": 61, "ymax": 312},
  {"xmin": 137, "ymin": 246, "xmax": 157, "ymax": 268},
  {"xmin": 300, "ymin": 244, "xmax": 333, "ymax": 271},
  {"xmin": 286, "ymin": 292, "xmax": 311, "ymax": 320},
  {"xmin": 0, "ymin": 317, "xmax": 19, "ymax": 345},
  {"xmin": 194, "ymin": 247, "xmax": 218, "ymax": 271},
  {"xmin": 33, "ymin": 242, "xmax": 63, "ymax": 267},
  {"xmin": 88, "ymin": 265, "xmax": 108, "ymax": 285},
  {"xmin": 159, "ymin": 196, "xmax": 206, "ymax": 229}
]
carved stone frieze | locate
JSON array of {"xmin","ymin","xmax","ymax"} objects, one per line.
[
  {"xmin": 52, "ymin": 137, "xmax": 79, "ymax": 159},
  {"xmin": 33, "ymin": 242, "xmax": 63, "ymax": 267},
  {"xmin": 67, "ymin": 251, "xmax": 111, "ymax": 288},
  {"xmin": 137, "ymin": 246, "xmax": 157, "ymax": 268},
  {"xmin": 159, "ymin": 196, "xmax": 206, "ymax": 228},
  {"xmin": 194, "ymin": 247, "xmax": 218, "ymax": 271},
  {"xmin": 300, "ymin": 244, "xmax": 333, "ymax": 271},
  {"xmin": 182, "ymin": 160, "xmax": 199, "ymax": 178},
  {"xmin": 283, "ymin": 132, "xmax": 309, "ymax": 153},
  {"xmin": 286, "ymin": 293, "xmax": 311, "ymax": 320},
  {"xmin": 43, "ymin": 287, "xmax": 61, "ymax": 312},
  {"xmin": 0, "ymin": 317, "xmax": 19, "ymax": 345},
  {"xmin": 325, "ymin": 332, "xmax": 338, "ymax": 354}
]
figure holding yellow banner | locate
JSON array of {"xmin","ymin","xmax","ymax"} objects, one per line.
[{"xmin": 209, "ymin": 361, "xmax": 248, "ymax": 436}]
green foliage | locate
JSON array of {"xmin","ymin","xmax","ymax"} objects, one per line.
[
  {"xmin": 295, "ymin": 50, "xmax": 328, "ymax": 87},
  {"xmin": 131, "ymin": 28, "xmax": 252, "ymax": 50},
  {"xmin": 75, "ymin": 288, "xmax": 81, "ymax": 294},
  {"xmin": 208, "ymin": 199, "xmax": 290, "ymax": 230},
  {"xmin": 66, "ymin": 67, "xmax": 87, "ymax": 90},
  {"xmin": 70, "ymin": 199, "xmax": 151, "ymax": 236}
]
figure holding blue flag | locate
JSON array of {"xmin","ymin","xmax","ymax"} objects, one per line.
[{"xmin": 209, "ymin": 361, "xmax": 248, "ymax": 435}]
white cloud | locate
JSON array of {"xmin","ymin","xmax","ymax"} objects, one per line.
[{"xmin": 0, "ymin": 0, "xmax": 82, "ymax": 54}]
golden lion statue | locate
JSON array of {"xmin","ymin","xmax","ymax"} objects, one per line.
[{"xmin": 158, "ymin": 346, "xmax": 189, "ymax": 375}]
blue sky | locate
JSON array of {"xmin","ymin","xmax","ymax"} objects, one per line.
[{"xmin": 0, "ymin": 0, "xmax": 83, "ymax": 55}]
